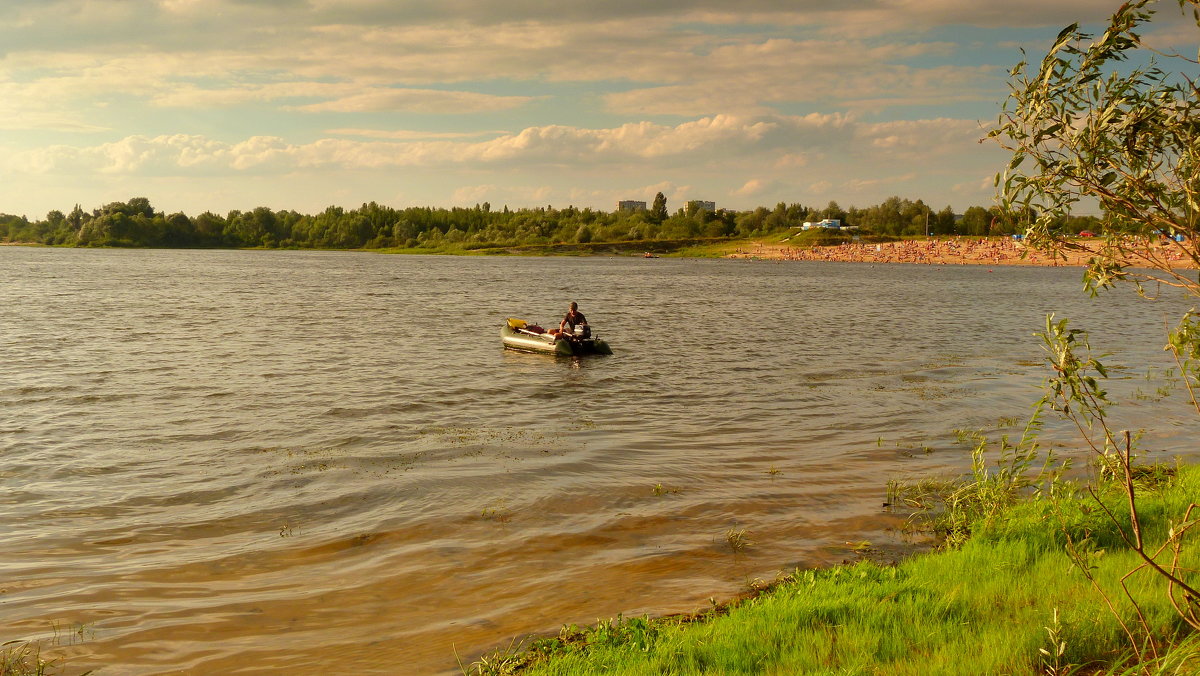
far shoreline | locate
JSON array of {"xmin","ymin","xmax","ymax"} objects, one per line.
[{"xmin": 4, "ymin": 235, "xmax": 1195, "ymax": 269}]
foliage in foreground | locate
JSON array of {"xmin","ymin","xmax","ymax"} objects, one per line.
[
  {"xmin": 988, "ymin": 1, "xmax": 1200, "ymax": 666},
  {"xmin": 469, "ymin": 300, "xmax": 1200, "ymax": 675},
  {"xmin": 992, "ymin": 0, "xmax": 1200, "ymax": 293},
  {"xmin": 466, "ymin": 4, "xmax": 1200, "ymax": 672},
  {"xmin": 464, "ymin": 463, "xmax": 1200, "ymax": 675},
  {"xmin": 0, "ymin": 642, "xmax": 57, "ymax": 676}
]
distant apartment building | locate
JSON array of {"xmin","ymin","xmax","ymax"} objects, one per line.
[
  {"xmin": 617, "ymin": 200, "xmax": 647, "ymax": 212},
  {"xmin": 687, "ymin": 200, "xmax": 717, "ymax": 213}
]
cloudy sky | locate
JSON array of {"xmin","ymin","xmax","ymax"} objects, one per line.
[{"xmin": 0, "ymin": 0, "xmax": 1191, "ymax": 218}]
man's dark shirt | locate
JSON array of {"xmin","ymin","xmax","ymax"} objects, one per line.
[{"xmin": 563, "ymin": 311, "xmax": 587, "ymax": 329}]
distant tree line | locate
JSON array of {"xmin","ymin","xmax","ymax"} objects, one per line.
[{"xmin": 0, "ymin": 193, "xmax": 1102, "ymax": 250}]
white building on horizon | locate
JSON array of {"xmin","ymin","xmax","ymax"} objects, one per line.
[{"xmin": 801, "ymin": 219, "xmax": 842, "ymax": 230}]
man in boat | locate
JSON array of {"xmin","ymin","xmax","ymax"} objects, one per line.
[{"xmin": 559, "ymin": 302, "xmax": 590, "ymax": 339}]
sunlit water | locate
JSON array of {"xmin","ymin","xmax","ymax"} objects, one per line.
[{"xmin": 2, "ymin": 247, "xmax": 1198, "ymax": 674}]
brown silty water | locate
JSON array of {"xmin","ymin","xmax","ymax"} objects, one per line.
[{"xmin": 2, "ymin": 247, "xmax": 1196, "ymax": 674}]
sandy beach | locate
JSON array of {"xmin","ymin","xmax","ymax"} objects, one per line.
[{"xmin": 727, "ymin": 237, "xmax": 1196, "ymax": 268}]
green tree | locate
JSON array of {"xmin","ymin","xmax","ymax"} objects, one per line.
[
  {"xmin": 126, "ymin": 197, "xmax": 154, "ymax": 219},
  {"xmin": 960, "ymin": 206, "xmax": 991, "ymax": 236},
  {"xmin": 992, "ymin": 0, "xmax": 1200, "ymax": 655},
  {"xmin": 649, "ymin": 192, "xmax": 668, "ymax": 224},
  {"xmin": 67, "ymin": 204, "xmax": 85, "ymax": 230},
  {"xmin": 821, "ymin": 200, "xmax": 846, "ymax": 223},
  {"xmin": 735, "ymin": 207, "xmax": 769, "ymax": 236},
  {"xmin": 163, "ymin": 212, "xmax": 195, "ymax": 246},
  {"xmin": 992, "ymin": 0, "xmax": 1200, "ymax": 292},
  {"xmin": 764, "ymin": 202, "xmax": 789, "ymax": 231},
  {"xmin": 901, "ymin": 199, "xmax": 929, "ymax": 235},
  {"xmin": 224, "ymin": 210, "xmax": 264, "ymax": 246},
  {"xmin": 934, "ymin": 205, "xmax": 957, "ymax": 235},
  {"xmin": 192, "ymin": 211, "xmax": 226, "ymax": 246}
]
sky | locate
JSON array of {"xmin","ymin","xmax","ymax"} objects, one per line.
[{"xmin": 0, "ymin": 0, "xmax": 1194, "ymax": 219}]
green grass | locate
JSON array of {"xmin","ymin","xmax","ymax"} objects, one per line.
[
  {"xmin": 1, "ymin": 642, "xmax": 57, "ymax": 676},
  {"xmin": 468, "ymin": 465, "xmax": 1200, "ymax": 675},
  {"xmin": 668, "ymin": 240, "xmax": 747, "ymax": 258},
  {"xmin": 374, "ymin": 237, "xmax": 737, "ymax": 257}
]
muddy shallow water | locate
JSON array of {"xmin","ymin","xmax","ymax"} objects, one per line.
[{"xmin": 2, "ymin": 247, "xmax": 1197, "ymax": 674}]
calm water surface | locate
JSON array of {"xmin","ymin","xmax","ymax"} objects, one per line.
[{"xmin": 2, "ymin": 248, "xmax": 1197, "ymax": 674}]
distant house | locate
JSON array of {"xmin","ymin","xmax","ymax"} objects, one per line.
[
  {"xmin": 617, "ymin": 200, "xmax": 647, "ymax": 212},
  {"xmin": 801, "ymin": 219, "xmax": 842, "ymax": 230}
]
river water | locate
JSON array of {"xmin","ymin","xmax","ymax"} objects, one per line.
[{"xmin": 2, "ymin": 247, "xmax": 1198, "ymax": 674}]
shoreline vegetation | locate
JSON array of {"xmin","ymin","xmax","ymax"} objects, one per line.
[
  {"xmin": 0, "ymin": 195, "xmax": 1044, "ymax": 249},
  {"xmin": 380, "ymin": 230, "xmax": 1191, "ymax": 269},
  {"xmin": 6, "ymin": 233, "xmax": 1196, "ymax": 270},
  {"xmin": 2, "ymin": 196, "xmax": 1192, "ymax": 270},
  {"xmin": 0, "ymin": 195, "xmax": 1110, "ymax": 261},
  {"xmin": 462, "ymin": 457, "xmax": 1200, "ymax": 675},
  {"xmin": 464, "ymin": 302, "xmax": 1200, "ymax": 673}
]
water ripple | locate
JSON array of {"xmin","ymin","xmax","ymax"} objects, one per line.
[{"xmin": 1, "ymin": 248, "xmax": 1197, "ymax": 674}]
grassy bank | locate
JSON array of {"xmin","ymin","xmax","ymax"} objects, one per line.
[
  {"xmin": 369, "ymin": 230, "xmax": 893, "ymax": 258},
  {"xmin": 5, "ymin": 229, "xmax": 928, "ymax": 259},
  {"xmin": 373, "ymin": 236, "xmax": 738, "ymax": 257},
  {"xmin": 468, "ymin": 462, "xmax": 1200, "ymax": 675},
  {"xmin": 1, "ymin": 642, "xmax": 59, "ymax": 676}
]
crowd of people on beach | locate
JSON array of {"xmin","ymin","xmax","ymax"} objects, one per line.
[
  {"xmin": 733, "ymin": 237, "xmax": 1038, "ymax": 265},
  {"xmin": 730, "ymin": 237, "xmax": 1075, "ymax": 266},
  {"xmin": 728, "ymin": 234, "xmax": 1200, "ymax": 268}
]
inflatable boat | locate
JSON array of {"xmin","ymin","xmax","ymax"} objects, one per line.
[{"xmin": 501, "ymin": 318, "xmax": 613, "ymax": 356}]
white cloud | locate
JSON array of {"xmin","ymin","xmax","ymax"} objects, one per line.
[
  {"xmin": 733, "ymin": 179, "xmax": 771, "ymax": 197},
  {"xmin": 0, "ymin": 6, "xmax": 1071, "ymax": 121},
  {"xmin": 451, "ymin": 184, "xmax": 499, "ymax": 204},
  {"xmin": 326, "ymin": 128, "xmax": 508, "ymax": 140},
  {"xmin": 953, "ymin": 175, "xmax": 998, "ymax": 197},
  {"xmin": 774, "ymin": 153, "xmax": 809, "ymax": 169},
  {"xmin": 451, "ymin": 184, "xmax": 553, "ymax": 206},
  {"xmin": 155, "ymin": 0, "xmax": 205, "ymax": 12},
  {"xmin": 149, "ymin": 82, "xmax": 343, "ymax": 108},
  {"xmin": 601, "ymin": 40, "xmax": 999, "ymax": 117},
  {"xmin": 8, "ymin": 113, "xmax": 988, "ymax": 178},
  {"xmin": 148, "ymin": 81, "xmax": 537, "ymax": 114},
  {"xmin": 0, "ymin": 0, "xmax": 1138, "ymax": 217},
  {"xmin": 0, "ymin": 112, "xmax": 108, "ymax": 133},
  {"xmin": 843, "ymin": 173, "xmax": 918, "ymax": 191},
  {"xmin": 289, "ymin": 89, "xmax": 537, "ymax": 114},
  {"xmin": 1142, "ymin": 14, "xmax": 1200, "ymax": 53},
  {"xmin": 857, "ymin": 118, "xmax": 986, "ymax": 158},
  {"xmin": 635, "ymin": 181, "xmax": 684, "ymax": 201}
]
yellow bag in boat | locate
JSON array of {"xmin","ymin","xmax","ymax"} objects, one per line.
[{"xmin": 507, "ymin": 318, "xmax": 527, "ymax": 329}]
